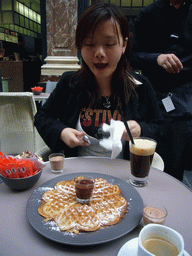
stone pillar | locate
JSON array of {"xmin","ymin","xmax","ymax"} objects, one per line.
[{"xmin": 41, "ymin": 0, "xmax": 80, "ymax": 81}]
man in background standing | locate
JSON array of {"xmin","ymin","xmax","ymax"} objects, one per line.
[{"xmin": 131, "ymin": 0, "xmax": 192, "ymax": 181}]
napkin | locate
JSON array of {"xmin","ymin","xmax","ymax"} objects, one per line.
[{"xmin": 99, "ymin": 119, "xmax": 125, "ymax": 159}]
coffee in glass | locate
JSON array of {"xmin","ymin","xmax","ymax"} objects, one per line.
[{"xmin": 129, "ymin": 137, "xmax": 157, "ymax": 187}]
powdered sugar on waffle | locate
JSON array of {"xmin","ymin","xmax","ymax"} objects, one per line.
[{"xmin": 38, "ymin": 177, "xmax": 128, "ymax": 234}]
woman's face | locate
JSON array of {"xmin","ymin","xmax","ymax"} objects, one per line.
[{"xmin": 81, "ymin": 19, "xmax": 127, "ymax": 87}]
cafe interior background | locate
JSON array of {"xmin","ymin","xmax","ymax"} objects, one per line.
[
  {"xmin": 0, "ymin": 0, "xmax": 156, "ymax": 91},
  {"xmin": 0, "ymin": 0, "xmax": 191, "ymax": 189}
]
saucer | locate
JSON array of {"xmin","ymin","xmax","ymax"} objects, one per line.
[
  {"xmin": 117, "ymin": 237, "xmax": 190, "ymax": 256},
  {"xmin": 118, "ymin": 237, "xmax": 138, "ymax": 256}
]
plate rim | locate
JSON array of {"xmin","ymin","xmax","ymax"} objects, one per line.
[{"xmin": 26, "ymin": 172, "xmax": 143, "ymax": 246}]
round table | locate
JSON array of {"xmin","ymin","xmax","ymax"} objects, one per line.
[{"xmin": 0, "ymin": 157, "xmax": 191, "ymax": 256}]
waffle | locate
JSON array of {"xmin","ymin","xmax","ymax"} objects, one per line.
[
  {"xmin": 42, "ymin": 189, "xmax": 75, "ymax": 203},
  {"xmin": 54, "ymin": 180, "xmax": 76, "ymax": 196},
  {"xmin": 55, "ymin": 203, "xmax": 100, "ymax": 234},
  {"xmin": 89, "ymin": 195, "xmax": 128, "ymax": 226},
  {"xmin": 38, "ymin": 177, "xmax": 128, "ymax": 234},
  {"xmin": 39, "ymin": 189, "xmax": 76, "ymax": 220},
  {"xmin": 38, "ymin": 198, "xmax": 75, "ymax": 221}
]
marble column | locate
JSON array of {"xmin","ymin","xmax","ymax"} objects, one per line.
[{"xmin": 41, "ymin": 0, "xmax": 80, "ymax": 81}]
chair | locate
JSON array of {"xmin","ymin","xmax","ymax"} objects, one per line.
[
  {"xmin": 0, "ymin": 92, "xmax": 46, "ymax": 155},
  {"xmin": 41, "ymin": 80, "xmax": 57, "ymax": 105},
  {"xmin": 45, "ymin": 81, "xmax": 57, "ymax": 93},
  {"xmin": 151, "ymin": 152, "xmax": 164, "ymax": 171},
  {"xmin": 35, "ymin": 145, "xmax": 52, "ymax": 162}
]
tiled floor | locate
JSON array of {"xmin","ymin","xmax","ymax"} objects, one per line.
[{"xmin": 182, "ymin": 170, "xmax": 192, "ymax": 190}]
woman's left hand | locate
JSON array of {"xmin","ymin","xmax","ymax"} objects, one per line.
[{"xmin": 121, "ymin": 120, "xmax": 141, "ymax": 141}]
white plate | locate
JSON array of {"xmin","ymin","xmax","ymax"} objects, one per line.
[{"xmin": 118, "ymin": 237, "xmax": 190, "ymax": 256}]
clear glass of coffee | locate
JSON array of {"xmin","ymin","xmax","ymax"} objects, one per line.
[{"xmin": 129, "ymin": 137, "xmax": 157, "ymax": 187}]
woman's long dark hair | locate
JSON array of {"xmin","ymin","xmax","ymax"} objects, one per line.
[{"xmin": 75, "ymin": 3, "xmax": 136, "ymax": 109}]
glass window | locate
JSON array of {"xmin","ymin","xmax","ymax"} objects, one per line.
[
  {"xmin": 9, "ymin": 24, "xmax": 14, "ymax": 30},
  {"xmin": 2, "ymin": 12, "xmax": 13, "ymax": 24},
  {"xmin": 24, "ymin": 6, "xmax": 29, "ymax": 18},
  {"xmin": 121, "ymin": 0, "xmax": 131, "ymax": 7},
  {"xmin": 30, "ymin": 20, "xmax": 33, "ymax": 30},
  {"xmin": 0, "ymin": 33, "xmax": 5, "ymax": 40},
  {"xmin": 18, "ymin": 2, "xmax": 24, "ymax": 15},
  {"xmin": 132, "ymin": 0, "xmax": 142, "ymax": 6},
  {"xmin": 37, "ymin": 14, "xmax": 41, "ymax": 24},
  {"xmin": 19, "ymin": 26, "xmax": 23, "ymax": 33},
  {"xmin": 14, "ymin": 25, "xmax": 19, "ymax": 32},
  {"xmin": 34, "ymin": 22, "xmax": 37, "ymax": 32},
  {"xmin": 14, "ymin": 12, "xmax": 20, "ymax": 25},
  {"xmin": 110, "ymin": 0, "xmax": 120, "ymax": 5},
  {"xmin": 88, "ymin": 0, "xmax": 156, "ymax": 7},
  {"xmin": 144, "ymin": 0, "xmax": 154, "ymax": 6},
  {"xmin": 29, "ymin": 9, "xmax": 33, "ymax": 20},
  {"xmin": 24, "ymin": 28, "xmax": 27, "ymax": 35},
  {"xmin": 12, "ymin": 36, "xmax": 18, "ymax": 43},
  {"xmin": 25, "ymin": 18, "xmax": 29, "ymax": 29},
  {"xmin": 3, "ymin": 24, "xmax": 9, "ymax": 29},
  {"xmin": 14, "ymin": 1, "xmax": 19, "ymax": 13},
  {"xmin": 30, "ymin": 31, "xmax": 34, "ymax": 37},
  {"xmin": 2, "ymin": 0, "xmax": 12, "ymax": 11},
  {"xmin": 20, "ymin": 15, "xmax": 24, "ymax": 27},
  {"xmin": 38, "ymin": 24, "xmax": 41, "ymax": 34},
  {"xmin": 33, "ymin": 12, "xmax": 37, "ymax": 22}
]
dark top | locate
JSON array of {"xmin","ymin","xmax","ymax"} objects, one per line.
[
  {"xmin": 34, "ymin": 71, "xmax": 163, "ymax": 158},
  {"xmin": 131, "ymin": 0, "xmax": 192, "ymax": 120}
]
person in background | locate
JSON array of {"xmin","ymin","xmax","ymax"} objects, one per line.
[
  {"xmin": 34, "ymin": 3, "xmax": 162, "ymax": 159},
  {"xmin": 131, "ymin": 0, "xmax": 192, "ymax": 181}
]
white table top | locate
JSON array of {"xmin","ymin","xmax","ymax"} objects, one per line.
[
  {"xmin": 0, "ymin": 157, "xmax": 192, "ymax": 256},
  {"xmin": 33, "ymin": 92, "xmax": 50, "ymax": 101}
]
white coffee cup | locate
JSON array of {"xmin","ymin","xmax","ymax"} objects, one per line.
[{"xmin": 138, "ymin": 224, "xmax": 185, "ymax": 256}]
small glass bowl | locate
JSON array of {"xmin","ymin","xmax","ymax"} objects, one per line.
[{"xmin": 143, "ymin": 204, "xmax": 168, "ymax": 225}]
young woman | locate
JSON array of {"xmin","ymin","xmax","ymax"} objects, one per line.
[{"xmin": 34, "ymin": 3, "xmax": 163, "ymax": 158}]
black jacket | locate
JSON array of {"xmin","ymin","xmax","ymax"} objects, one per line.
[
  {"xmin": 131, "ymin": 0, "xmax": 192, "ymax": 92},
  {"xmin": 34, "ymin": 71, "xmax": 163, "ymax": 158}
]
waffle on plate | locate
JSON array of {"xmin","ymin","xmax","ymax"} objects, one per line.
[{"xmin": 38, "ymin": 177, "xmax": 128, "ymax": 234}]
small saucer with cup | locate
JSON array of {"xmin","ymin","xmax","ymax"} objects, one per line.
[{"xmin": 118, "ymin": 224, "xmax": 190, "ymax": 256}]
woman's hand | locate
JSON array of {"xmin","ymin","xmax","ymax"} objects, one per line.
[
  {"xmin": 157, "ymin": 54, "xmax": 183, "ymax": 74},
  {"xmin": 121, "ymin": 120, "xmax": 141, "ymax": 141},
  {"xmin": 60, "ymin": 128, "xmax": 89, "ymax": 148}
]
